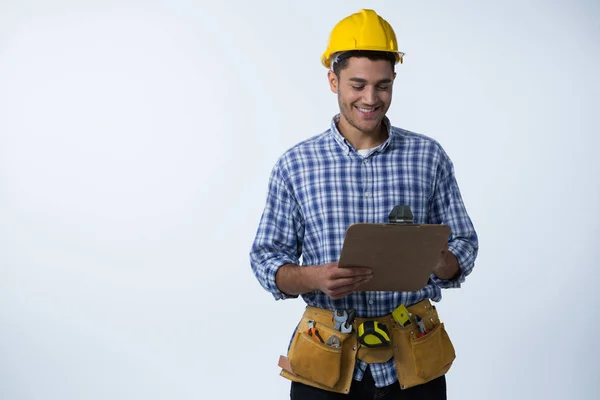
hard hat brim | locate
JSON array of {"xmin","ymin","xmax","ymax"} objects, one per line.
[{"xmin": 322, "ymin": 50, "xmax": 405, "ymax": 69}]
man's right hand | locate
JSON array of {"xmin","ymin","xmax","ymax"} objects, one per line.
[
  {"xmin": 275, "ymin": 262, "xmax": 372, "ymax": 300},
  {"xmin": 311, "ymin": 262, "xmax": 372, "ymax": 300}
]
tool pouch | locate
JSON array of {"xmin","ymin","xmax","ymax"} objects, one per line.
[
  {"xmin": 357, "ymin": 345, "xmax": 393, "ymax": 364},
  {"xmin": 391, "ymin": 301, "xmax": 456, "ymax": 390},
  {"xmin": 280, "ymin": 301, "xmax": 455, "ymax": 392},
  {"xmin": 281, "ymin": 307, "xmax": 358, "ymax": 394}
]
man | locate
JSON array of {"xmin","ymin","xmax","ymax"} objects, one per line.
[{"xmin": 250, "ymin": 9, "xmax": 478, "ymax": 400}]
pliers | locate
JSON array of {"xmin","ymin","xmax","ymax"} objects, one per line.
[
  {"xmin": 306, "ymin": 320, "xmax": 324, "ymax": 343},
  {"xmin": 415, "ymin": 314, "xmax": 428, "ymax": 337}
]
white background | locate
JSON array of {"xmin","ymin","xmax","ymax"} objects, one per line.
[{"xmin": 1, "ymin": 0, "xmax": 598, "ymax": 399}]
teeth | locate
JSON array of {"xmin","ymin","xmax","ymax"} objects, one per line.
[{"xmin": 357, "ymin": 107, "xmax": 375, "ymax": 113}]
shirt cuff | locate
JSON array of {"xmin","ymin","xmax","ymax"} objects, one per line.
[
  {"xmin": 430, "ymin": 241, "xmax": 474, "ymax": 289},
  {"xmin": 265, "ymin": 258, "xmax": 300, "ymax": 300}
]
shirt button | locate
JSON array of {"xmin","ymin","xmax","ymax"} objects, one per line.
[
  {"xmin": 364, "ymin": 191, "xmax": 371, "ymax": 197},
  {"xmin": 369, "ymin": 300, "xmax": 374, "ymax": 305},
  {"xmin": 364, "ymin": 159, "xmax": 369, "ymax": 164}
]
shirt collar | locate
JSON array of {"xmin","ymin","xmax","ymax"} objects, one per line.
[{"xmin": 329, "ymin": 114, "xmax": 393, "ymax": 156}]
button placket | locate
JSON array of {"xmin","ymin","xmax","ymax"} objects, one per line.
[{"xmin": 362, "ymin": 156, "xmax": 374, "ymax": 221}]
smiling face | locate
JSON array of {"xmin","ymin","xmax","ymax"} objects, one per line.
[{"xmin": 328, "ymin": 56, "xmax": 396, "ymax": 144}]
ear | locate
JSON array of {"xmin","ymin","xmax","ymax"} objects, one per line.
[{"xmin": 327, "ymin": 70, "xmax": 338, "ymax": 94}]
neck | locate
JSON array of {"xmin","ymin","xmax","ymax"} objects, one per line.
[{"xmin": 337, "ymin": 116, "xmax": 388, "ymax": 150}]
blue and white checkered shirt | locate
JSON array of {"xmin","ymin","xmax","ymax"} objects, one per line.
[{"xmin": 250, "ymin": 115, "xmax": 478, "ymax": 388}]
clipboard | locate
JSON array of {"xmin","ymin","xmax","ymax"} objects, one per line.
[{"xmin": 338, "ymin": 206, "xmax": 451, "ymax": 292}]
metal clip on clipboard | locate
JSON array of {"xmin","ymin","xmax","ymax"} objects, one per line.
[{"xmin": 387, "ymin": 205, "xmax": 416, "ymax": 225}]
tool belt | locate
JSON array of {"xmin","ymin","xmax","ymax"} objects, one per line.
[{"xmin": 279, "ymin": 299, "xmax": 456, "ymax": 394}]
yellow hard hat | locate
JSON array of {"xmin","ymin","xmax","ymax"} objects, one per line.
[{"xmin": 321, "ymin": 9, "xmax": 404, "ymax": 69}]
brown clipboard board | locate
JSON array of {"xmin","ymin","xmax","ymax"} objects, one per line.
[{"xmin": 338, "ymin": 223, "xmax": 451, "ymax": 292}]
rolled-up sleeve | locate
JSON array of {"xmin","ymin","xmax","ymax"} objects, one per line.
[
  {"xmin": 428, "ymin": 147, "xmax": 479, "ymax": 288},
  {"xmin": 250, "ymin": 162, "xmax": 305, "ymax": 300}
]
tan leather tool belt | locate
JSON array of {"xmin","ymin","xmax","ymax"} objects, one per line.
[{"xmin": 279, "ymin": 299, "xmax": 456, "ymax": 393}]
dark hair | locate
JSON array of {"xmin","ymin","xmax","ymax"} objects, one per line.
[{"xmin": 332, "ymin": 50, "xmax": 396, "ymax": 77}]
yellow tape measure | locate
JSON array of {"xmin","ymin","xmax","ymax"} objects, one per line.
[
  {"xmin": 392, "ymin": 305, "xmax": 412, "ymax": 327},
  {"xmin": 357, "ymin": 321, "xmax": 391, "ymax": 348}
]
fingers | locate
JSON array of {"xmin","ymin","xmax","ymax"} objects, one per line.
[
  {"xmin": 336, "ymin": 267, "xmax": 373, "ymax": 278},
  {"xmin": 323, "ymin": 275, "xmax": 369, "ymax": 292},
  {"xmin": 325, "ymin": 275, "xmax": 372, "ymax": 299},
  {"xmin": 317, "ymin": 262, "xmax": 373, "ymax": 299},
  {"xmin": 324, "ymin": 263, "xmax": 372, "ymax": 279}
]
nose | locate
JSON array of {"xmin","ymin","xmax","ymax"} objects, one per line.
[{"xmin": 363, "ymin": 86, "xmax": 377, "ymax": 105}]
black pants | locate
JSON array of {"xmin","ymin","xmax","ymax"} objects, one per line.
[{"xmin": 290, "ymin": 367, "xmax": 446, "ymax": 400}]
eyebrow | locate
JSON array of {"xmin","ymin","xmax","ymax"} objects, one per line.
[{"xmin": 348, "ymin": 78, "xmax": 393, "ymax": 85}]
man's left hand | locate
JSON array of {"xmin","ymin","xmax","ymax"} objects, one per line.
[{"xmin": 432, "ymin": 245, "xmax": 461, "ymax": 280}]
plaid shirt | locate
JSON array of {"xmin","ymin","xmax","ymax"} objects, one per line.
[{"xmin": 250, "ymin": 115, "xmax": 478, "ymax": 387}]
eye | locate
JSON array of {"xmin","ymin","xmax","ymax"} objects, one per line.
[
  {"xmin": 352, "ymin": 86, "xmax": 365, "ymax": 91},
  {"xmin": 376, "ymin": 85, "xmax": 390, "ymax": 91}
]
